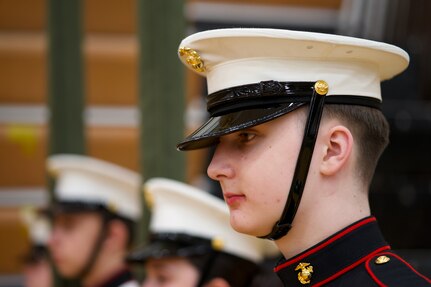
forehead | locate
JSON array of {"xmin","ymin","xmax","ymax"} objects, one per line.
[
  {"xmin": 52, "ymin": 211, "xmax": 100, "ymax": 224},
  {"xmin": 146, "ymin": 257, "xmax": 193, "ymax": 269}
]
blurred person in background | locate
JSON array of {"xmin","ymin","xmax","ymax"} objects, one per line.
[
  {"xmin": 176, "ymin": 28, "xmax": 431, "ymax": 286},
  {"xmin": 47, "ymin": 154, "xmax": 142, "ymax": 287},
  {"xmin": 126, "ymin": 178, "xmax": 282, "ymax": 287},
  {"xmin": 21, "ymin": 207, "xmax": 53, "ymax": 287}
]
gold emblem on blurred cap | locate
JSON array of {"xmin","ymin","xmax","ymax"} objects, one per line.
[
  {"xmin": 295, "ymin": 262, "xmax": 313, "ymax": 285},
  {"xmin": 107, "ymin": 202, "xmax": 118, "ymax": 213},
  {"xmin": 375, "ymin": 255, "xmax": 391, "ymax": 265},
  {"xmin": 143, "ymin": 186, "xmax": 154, "ymax": 210},
  {"xmin": 314, "ymin": 80, "xmax": 329, "ymax": 95},
  {"xmin": 178, "ymin": 47, "xmax": 205, "ymax": 72},
  {"xmin": 211, "ymin": 237, "xmax": 224, "ymax": 251}
]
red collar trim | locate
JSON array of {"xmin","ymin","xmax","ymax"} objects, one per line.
[{"xmin": 274, "ymin": 216, "xmax": 377, "ymax": 272}]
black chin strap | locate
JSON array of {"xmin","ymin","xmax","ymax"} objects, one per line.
[
  {"xmin": 75, "ymin": 214, "xmax": 111, "ymax": 281},
  {"xmin": 258, "ymin": 80, "xmax": 328, "ymax": 240},
  {"xmin": 196, "ymin": 250, "xmax": 219, "ymax": 287}
]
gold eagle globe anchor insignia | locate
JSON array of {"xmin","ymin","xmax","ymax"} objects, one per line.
[
  {"xmin": 295, "ymin": 262, "xmax": 313, "ymax": 285},
  {"xmin": 178, "ymin": 47, "xmax": 205, "ymax": 72}
]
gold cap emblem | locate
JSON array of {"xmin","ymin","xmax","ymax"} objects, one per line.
[
  {"xmin": 143, "ymin": 186, "xmax": 154, "ymax": 210},
  {"xmin": 178, "ymin": 47, "xmax": 205, "ymax": 72},
  {"xmin": 375, "ymin": 255, "xmax": 390, "ymax": 264},
  {"xmin": 295, "ymin": 262, "xmax": 313, "ymax": 284},
  {"xmin": 211, "ymin": 237, "xmax": 224, "ymax": 251},
  {"xmin": 107, "ymin": 202, "xmax": 118, "ymax": 213},
  {"xmin": 314, "ymin": 80, "xmax": 329, "ymax": 95}
]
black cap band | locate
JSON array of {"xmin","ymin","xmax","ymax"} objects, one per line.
[{"xmin": 207, "ymin": 80, "xmax": 381, "ymax": 117}]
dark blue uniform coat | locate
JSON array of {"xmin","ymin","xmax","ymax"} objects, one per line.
[{"xmin": 275, "ymin": 217, "xmax": 431, "ymax": 286}]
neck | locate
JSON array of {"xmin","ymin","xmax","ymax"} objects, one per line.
[
  {"xmin": 82, "ymin": 250, "xmax": 127, "ymax": 287},
  {"xmin": 275, "ymin": 180, "xmax": 370, "ymax": 259}
]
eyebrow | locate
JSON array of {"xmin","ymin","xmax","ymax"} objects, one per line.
[{"xmin": 148, "ymin": 261, "xmax": 171, "ymax": 270}]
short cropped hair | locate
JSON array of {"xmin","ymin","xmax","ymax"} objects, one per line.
[
  {"xmin": 323, "ymin": 105, "xmax": 390, "ymax": 186},
  {"xmin": 103, "ymin": 212, "xmax": 136, "ymax": 248}
]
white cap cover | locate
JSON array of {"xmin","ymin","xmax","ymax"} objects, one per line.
[
  {"xmin": 179, "ymin": 28, "xmax": 409, "ymax": 100},
  {"xmin": 47, "ymin": 154, "xmax": 142, "ymax": 221},
  {"xmin": 145, "ymin": 177, "xmax": 279, "ymax": 263}
]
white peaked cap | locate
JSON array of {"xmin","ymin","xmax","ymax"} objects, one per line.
[
  {"xmin": 47, "ymin": 154, "xmax": 142, "ymax": 221},
  {"xmin": 178, "ymin": 28, "xmax": 409, "ymax": 101},
  {"xmin": 21, "ymin": 207, "xmax": 51, "ymax": 246},
  {"xmin": 145, "ymin": 177, "xmax": 279, "ymax": 263}
]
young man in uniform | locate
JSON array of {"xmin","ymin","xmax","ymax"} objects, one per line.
[
  {"xmin": 126, "ymin": 177, "xmax": 280, "ymax": 287},
  {"xmin": 176, "ymin": 28, "xmax": 431, "ymax": 286},
  {"xmin": 47, "ymin": 154, "xmax": 142, "ymax": 287}
]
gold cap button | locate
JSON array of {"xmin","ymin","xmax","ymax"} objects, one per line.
[
  {"xmin": 314, "ymin": 80, "xmax": 329, "ymax": 95},
  {"xmin": 375, "ymin": 255, "xmax": 391, "ymax": 264},
  {"xmin": 143, "ymin": 187, "xmax": 154, "ymax": 209},
  {"xmin": 211, "ymin": 237, "xmax": 224, "ymax": 251}
]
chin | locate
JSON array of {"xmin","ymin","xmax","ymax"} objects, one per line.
[
  {"xmin": 229, "ymin": 213, "xmax": 271, "ymax": 237},
  {"xmin": 56, "ymin": 264, "xmax": 79, "ymax": 278}
]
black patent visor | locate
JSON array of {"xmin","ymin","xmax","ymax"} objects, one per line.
[
  {"xmin": 177, "ymin": 81, "xmax": 380, "ymax": 151},
  {"xmin": 177, "ymin": 81, "xmax": 316, "ymax": 151},
  {"xmin": 42, "ymin": 201, "xmax": 110, "ymax": 218},
  {"xmin": 126, "ymin": 233, "xmax": 213, "ymax": 263}
]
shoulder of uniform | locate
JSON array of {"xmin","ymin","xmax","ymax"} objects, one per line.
[{"xmin": 364, "ymin": 251, "xmax": 431, "ymax": 286}]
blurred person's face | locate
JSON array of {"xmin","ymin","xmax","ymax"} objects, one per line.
[
  {"xmin": 23, "ymin": 259, "xmax": 52, "ymax": 287},
  {"xmin": 48, "ymin": 212, "xmax": 103, "ymax": 278},
  {"xmin": 142, "ymin": 257, "xmax": 199, "ymax": 287}
]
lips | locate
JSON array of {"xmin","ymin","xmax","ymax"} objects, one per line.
[{"xmin": 224, "ymin": 193, "xmax": 245, "ymax": 206}]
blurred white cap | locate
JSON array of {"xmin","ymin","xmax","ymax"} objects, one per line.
[
  {"xmin": 47, "ymin": 154, "xmax": 142, "ymax": 221},
  {"xmin": 145, "ymin": 177, "xmax": 279, "ymax": 262}
]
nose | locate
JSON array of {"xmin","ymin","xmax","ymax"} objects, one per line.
[{"xmin": 207, "ymin": 143, "xmax": 235, "ymax": 181}]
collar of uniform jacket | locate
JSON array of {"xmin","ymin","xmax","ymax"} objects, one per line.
[
  {"xmin": 94, "ymin": 268, "xmax": 139, "ymax": 287},
  {"xmin": 275, "ymin": 216, "xmax": 389, "ymax": 286}
]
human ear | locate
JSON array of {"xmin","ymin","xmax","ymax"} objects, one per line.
[
  {"xmin": 320, "ymin": 125, "xmax": 353, "ymax": 176},
  {"xmin": 203, "ymin": 278, "xmax": 231, "ymax": 287},
  {"xmin": 106, "ymin": 219, "xmax": 128, "ymax": 249}
]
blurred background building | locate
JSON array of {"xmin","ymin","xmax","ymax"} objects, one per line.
[{"xmin": 0, "ymin": 0, "xmax": 430, "ymax": 286}]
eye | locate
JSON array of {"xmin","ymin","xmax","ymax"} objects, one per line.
[
  {"xmin": 238, "ymin": 131, "xmax": 256, "ymax": 143},
  {"xmin": 56, "ymin": 217, "xmax": 76, "ymax": 231}
]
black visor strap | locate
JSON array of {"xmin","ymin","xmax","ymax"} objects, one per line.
[
  {"xmin": 258, "ymin": 81, "xmax": 327, "ymax": 240},
  {"xmin": 196, "ymin": 250, "xmax": 219, "ymax": 287},
  {"xmin": 75, "ymin": 213, "xmax": 111, "ymax": 280}
]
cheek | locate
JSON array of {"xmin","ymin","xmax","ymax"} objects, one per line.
[
  {"xmin": 245, "ymin": 145, "xmax": 293, "ymax": 204},
  {"xmin": 62, "ymin": 227, "xmax": 99, "ymax": 262},
  {"xmin": 64, "ymin": 229, "xmax": 91, "ymax": 253},
  {"xmin": 161, "ymin": 264, "xmax": 199, "ymax": 287},
  {"xmin": 242, "ymin": 145, "xmax": 293, "ymax": 224},
  {"xmin": 179, "ymin": 271, "xmax": 199, "ymax": 287}
]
